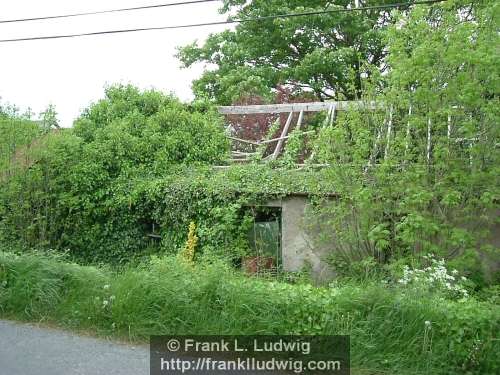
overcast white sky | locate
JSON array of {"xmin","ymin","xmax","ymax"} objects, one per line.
[{"xmin": 0, "ymin": 0, "xmax": 229, "ymax": 127}]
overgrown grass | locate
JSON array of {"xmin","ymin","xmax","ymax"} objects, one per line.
[{"xmin": 0, "ymin": 251, "xmax": 498, "ymax": 375}]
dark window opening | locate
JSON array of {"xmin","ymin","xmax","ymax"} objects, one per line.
[
  {"xmin": 245, "ymin": 206, "xmax": 282, "ymax": 273},
  {"xmin": 143, "ymin": 220, "xmax": 161, "ymax": 242}
]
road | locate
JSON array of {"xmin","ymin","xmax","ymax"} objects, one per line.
[
  {"xmin": 0, "ymin": 320, "xmax": 356, "ymax": 375},
  {"xmin": 0, "ymin": 320, "xmax": 149, "ymax": 375}
]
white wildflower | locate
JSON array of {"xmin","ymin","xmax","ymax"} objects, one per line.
[{"xmin": 398, "ymin": 254, "xmax": 469, "ymax": 299}]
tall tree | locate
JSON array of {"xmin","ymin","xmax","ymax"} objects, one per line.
[
  {"xmin": 178, "ymin": 0, "xmax": 396, "ymax": 104},
  {"xmin": 39, "ymin": 104, "xmax": 60, "ymax": 132}
]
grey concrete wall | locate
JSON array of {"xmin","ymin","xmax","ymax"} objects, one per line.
[
  {"xmin": 268, "ymin": 197, "xmax": 499, "ymax": 283},
  {"xmin": 278, "ymin": 196, "xmax": 334, "ymax": 282}
]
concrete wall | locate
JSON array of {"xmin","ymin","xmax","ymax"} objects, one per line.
[
  {"xmin": 266, "ymin": 196, "xmax": 334, "ymax": 282},
  {"xmin": 267, "ymin": 197, "xmax": 499, "ymax": 283}
]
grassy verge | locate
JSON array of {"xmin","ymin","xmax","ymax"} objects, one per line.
[{"xmin": 0, "ymin": 251, "xmax": 498, "ymax": 375}]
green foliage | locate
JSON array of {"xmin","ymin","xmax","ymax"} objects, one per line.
[
  {"xmin": 0, "ymin": 117, "xmax": 42, "ymax": 173},
  {"xmin": 177, "ymin": 0, "xmax": 394, "ymax": 103},
  {"xmin": 1, "ymin": 251, "xmax": 498, "ymax": 375},
  {"xmin": 1, "ymin": 3, "xmax": 498, "ymax": 287},
  {"xmin": 308, "ymin": 0, "xmax": 499, "ymax": 283},
  {"xmin": 1, "ymin": 89, "xmax": 340, "ymax": 264},
  {"xmin": 38, "ymin": 104, "xmax": 59, "ymax": 132},
  {"xmin": 0, "ymin": 8, "xmax": 498, "ymax": 375},
  {"xmin": 0, "ymin": 85, "xmax": 229, "ymax": 263},
  {"xmin": 133, "ymin": 165, "xmax": 337, "ymax": 262},
  {"xmin": 280, "ymin": 128, "xmax": 305, "ymax": 167},
  {"xmin": 0, "ymin": 100, "xmax": 34, "ymax": 121},
  {"xmin": 73, "ymin": 85, "xmax": 228, "ymax": 167}
]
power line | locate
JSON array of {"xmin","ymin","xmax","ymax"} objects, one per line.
[
  {"xmin": 0, "ymin": 0, "xmax": 220, "ymax": 24},
  {"xmin": 0, "ymin": 0, "xmax": 445, "ymax": 44}
]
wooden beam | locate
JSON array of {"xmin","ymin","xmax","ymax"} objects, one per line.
[
  {"xmin": 447, "ymin": 114, "xmax": 452, "ymax": 139},
  {"xmin": 296, "ymin": 110, "xmax": 304, "ymax": 130},
  {"xmin": 308, "ymin": 104, "xmax": 334, "ymax": 162},
  {"xmin": 426, "ymin": 117, "xmax": 432, "ymax": 163},
  {"xmin": 219, "ymin": 100, "xmax": 381, "ymax": 115},
  {"xmin": 329, "ymin": 103, "xmax": 337, "ymax": 126},
  {"xmin": 320, "ymin": 103, "xmax": 334, "ymax": 129},
  {"xmin": 404, "ymin": 104, "xmax": 412, "ymax": 160},
  {"xmin": 227, "ymin": 136, "xmax": 260, "ymax": 146},
  {"xmin": 232, "ymin": 150, "xmax": 257, "ymax": 154},
  {"xmin": 271, "ymin": 111, "xmax": 294, "ymax": 160},
  {"xmin": 260, "ymin": 130, "xmax": 315, "ymax": 144}
]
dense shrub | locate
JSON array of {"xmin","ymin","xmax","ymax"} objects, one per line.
[
  {"xmin": 0, "ymin": 117, "xmax": 41, "ymax": 174},
  {"xmin": 308, "ymin": 0, "xmax": 499, "ymax": 284},
  {"xmin": 132, "ymin": 165, "xmax": 338, "ymax": 261},
  {"xmin": 0, "ymin": 85, "xmax": 229, "ymax": 262},
  {"xmin": 1, "ymin": 112, "xmax": 340, "ymax": 263},
  {"xmin": 0, "ymin": 251, "xmax": 498, "ymax": 375}
]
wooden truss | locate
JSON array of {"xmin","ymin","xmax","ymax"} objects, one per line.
[
  {"xmin": 219, "ymin": 100, "xmax": 495, "ymax": 168},
  {"xmin": 219, "ymin": 100, "xmax": 380, "ymax": 163}
]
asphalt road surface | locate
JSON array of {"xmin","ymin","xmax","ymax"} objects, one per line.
[
  {"xmin": 0, "ymin": 320, "xmax": 149, "ymax": 375},
  {"xmin": 0, "ymin": 320, "xmax": 347, "ymax": 375}
]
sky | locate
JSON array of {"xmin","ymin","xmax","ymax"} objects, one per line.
[{"xmin": 0, "ymin": 0, "xmax": 229, "ymax": 127}]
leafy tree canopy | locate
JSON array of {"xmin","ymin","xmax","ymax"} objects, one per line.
[
  {"xmin": 310, "ymin": 0, "xmax": 499, "ymax": 282},
  {"xmin": 0, "ymin": 85, "xmax": 230, "ymax": 260},
  {"xmin": 73, "ymin": 84, "xmax": 229, "ymax": 170},
  {"xmin": 178, "ymin": 0, "xmax": 397, "ymax": 104},
  {"xmin": 38, "ymin": 104, "xmax": 59, "ymax": 132}
]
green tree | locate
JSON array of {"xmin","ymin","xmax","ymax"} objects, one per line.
[
  {"xmin": 39, "ymin": 104, "xmax": 59, "ymax": 132},
  {"xmin": 73, "ymin": 85, "xmax": 229, "ymax": 168},
  {"xmin": 311, "ymin": 0, "xmax": 499, "ymax": 284},
  {"xmin": 178, "ymin": 0, "xmax": 397, "ymax": 104},
  {"xmin": 0, "ymin": 85, "xmax": 230, "ymax": 262}
]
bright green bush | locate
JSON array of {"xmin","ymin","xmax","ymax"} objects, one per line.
[
  {"xmin": 0, "ymin": 85, "xmax": 230, "ymax": 262},
  {"xmin": 308, "ymin": 0, "xmax": 499, "ymax": 283},
  {"xmin": 0, "ymin": 117, "xmax": 41, "ymax": 173},
  {"xmin": 0, "ymin": 251, "xmax": 498, "ymax": 375}
]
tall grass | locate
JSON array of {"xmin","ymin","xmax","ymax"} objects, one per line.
[{"xmin": 0, "ymin": 251, "xmax": 498, "ymax": 375}]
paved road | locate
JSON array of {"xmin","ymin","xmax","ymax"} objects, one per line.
[
  {"xmin": 0, "ymin": 320, "xmax": 354, "ymax": 375},
  {"xmin": 0, "ymin": 320, "xmax": 149, "ymax": 375}
]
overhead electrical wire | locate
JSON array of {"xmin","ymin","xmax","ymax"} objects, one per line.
[
  {"xmin": 0, "ymin": 0, "xmax": 220, "ymax": 24},
  {"xmin": 0, "ymin": 0, "xmax": 446, "ymax": 44}
]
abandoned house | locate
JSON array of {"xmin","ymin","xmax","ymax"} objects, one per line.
[{"xmin": 211, "ymin": 101, "xmax": 500, "ymax": 281}]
